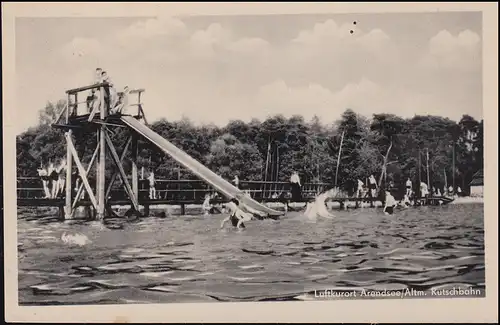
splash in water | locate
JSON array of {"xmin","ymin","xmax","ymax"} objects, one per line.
[
  {"xmin": 61, "ymin": 232, "xmax": 91, "ymax": 246},
  {"xmin": 304, "ymin": 189, "xmax": 336, "ymax": 220}
]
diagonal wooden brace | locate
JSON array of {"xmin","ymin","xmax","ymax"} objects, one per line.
[
  {"xmin": 66, "ymin": 132, "xmax": 99, "ymax": 211},
  {"xmin": 72, "ymin": 143, "xmax": 99, "ymax": 211},
  {"xmin": 104, "ymin": 133, "xmax": 139, "ymax": 211},
  {"xmin": 105, "ymin": 136, "xmax": 132, "ymax": 198}
]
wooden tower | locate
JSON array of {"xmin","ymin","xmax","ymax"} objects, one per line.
[{"xmin": 52, "ymin": 82, "xmax": 147, "ymax": 220}]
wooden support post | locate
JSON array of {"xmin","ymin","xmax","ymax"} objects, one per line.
[
  {"xmin": 66, "ymin": 94, "xmax": 70, "ymax": 123},
  {"xmin": 97, "ymin": 125, "xmax": 106, "ymax": 218},
  {"xmin": 64, "ymin": 130, "xmax": 73, "ymax": 219},
  {"xmin": 58, "ymin": 205, "xmax": 65, "ymax": 221},
  {"xmin": 180, "ymin": 203, "xmax": 186, "ymax": 216},
  {"xmin": 104, "ymin": 132, "xmax": 139, "ymax": 211},
  {"xmin": 132, "ymin": 135, "xmax": 139, "ymax": 203},
  {"xmin": 74, "ymin": 93, "xmax": 78, "ymax": 116},
  {"xmin": 106, "ymin": 136, "xmax": 132, "ymax": 198}
]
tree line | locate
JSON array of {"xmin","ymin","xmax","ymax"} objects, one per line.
[{"xmin": 17, "ymin": 100, "xmax": 483, "ymax": 196}]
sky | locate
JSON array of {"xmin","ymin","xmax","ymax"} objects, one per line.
[{"xmin": 15, "ymin": 12, "xmax": 482, "ymax": 134}]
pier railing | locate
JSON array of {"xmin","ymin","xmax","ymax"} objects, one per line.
[{"xmin": 16, "ymin": 177, "xmax": 332, "ymax": 203}]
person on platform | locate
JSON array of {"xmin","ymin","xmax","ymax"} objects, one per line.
[
  {"xmin": 356, "ymin": 179, "xmax": 364, "ymax": 198},
  {"xmin": 405, "ymin": 178, "xmax": 412, "ymax": 197},
  {"xmin": 368, "ymin": 174, "xmax": 378, "ymax": 198},
  {"xmin": 37, "ymin": 165, "xmax": 51, "ymax": 199},
  {"xmin": 202, "ymin": 194, "xmax": 212, "ymax": 216},
  {"xmin": 420, "ymin": 182, "xmax": 429, "ymax": 204},
  {"xmin": 147, "ymin": 171, "xmax": 156, "ymax": 200},
  {"xmin": 101, "ymin": 71, "xmax": 117, "ymax": 113},
  {"xmin": 47, "ymin": 162, "xmax": 59, "ymax": 199},
  {"xmin": 110, "ymin": 86, "xmax": 130, "ymax": 115},
  {"xmin": 384, "ymin": 191, "xmax": 397, "ymax": 215},
  {"xmin": 232, "ymin": 175, "xmax": 240, "ymax": 189},
  {"xmin": 55, "ymin": 159, "xmax": 66, "ymax": 198},
  {"xmin": 290, "ymin": 171, "xmax": 302, "ymax": 202}
]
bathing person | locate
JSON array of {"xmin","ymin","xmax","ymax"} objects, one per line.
[
  {"xmin": 232, "ymin": 175, "xmax": 240, "ymax": 189},
  {"xmin": 220, "ymin": 198, "xmax": 254, "ymax": 229},
  {"xmin": 48, "ymin": 162, "xmax": 59, "ymax": 199},
  {"xmin": 356, "ymin": 179, "xmax": 364, "ymax": 198},
  {"xmin": 290, "ymin": 171, "xmax": 302, "ymax": 202},
  {"xmin": 37, "ymin": 165, "xmax": 51, "ymax": 198},
  {"xmin": 147, "ymin": 171, "xmax": 156, "ymax": 199},
  {"xmin": 420, "ymin": 182, "xmax": 429, "ymax": 198},
  {"xmin": 384, "ymin": 191, "xmax": 397, "ymax": 215},
  {"xmin": 368, "ymin": 174, "xmax": 378, "ymax": 198},
  {"xmin": 400, "ymin": 193, "xmax": 412, "ymax": 208},
  {"xmin": 405, "ymin": 178, "xmax": 412, "ymax": 196},
  {"xmin": 55, "ymin": 159, "xmax": 66, "ymax": 197},
  {"xmin": 202, "ymin": 194, "xmax": 212, "ymax": 216}
]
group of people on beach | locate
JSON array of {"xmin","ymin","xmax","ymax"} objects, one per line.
[{"xmin": 36, "ymin": 160, "xmax": 66, "ymax": 199}]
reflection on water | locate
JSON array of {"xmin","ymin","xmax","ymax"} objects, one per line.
[{"xmin": 17, "ymin": 204, "xmax": 485, "ymax": 305}]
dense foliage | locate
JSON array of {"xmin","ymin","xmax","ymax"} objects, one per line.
[{"xmin": 17, "ymin": 102, "xmax": 483, "ymax": 196}]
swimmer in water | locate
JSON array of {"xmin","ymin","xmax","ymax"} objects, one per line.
[
  {"xmin": 220, "ymin": 198, "xmax": 254, "ymax": 229},
  {"xmin": 384, "ymin": 191, "xmax": 397, "ymax": 215}
]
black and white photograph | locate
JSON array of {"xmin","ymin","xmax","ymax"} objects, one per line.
[{"xmin": 3, "ymin": 2, "xmax": 498, "ymax": 323}]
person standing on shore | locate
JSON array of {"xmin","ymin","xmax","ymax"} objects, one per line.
[
  {"xmin": 147, "ymin": 171, "xmax": 156, "ymax": 199},
  {"xmin": 290, "ymin": 171, "xmax": 302, "ymax": 202},
  {"xmin": 405, "ymin": 178, "xmax": 412, "ymax": 197},
  {"xmin": 37, "ymin": 164, "xmax": 51, "ymax": 199},
  {"xmin": 356, "ymin": 179, "xmax": 364, "ymax": 198},
  {"xmin": 368, "ymin": 174, "xmax": 378, "ymax": 198}
]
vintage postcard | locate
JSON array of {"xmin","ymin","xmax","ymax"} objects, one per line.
[{"xmin": 3, "ymin": 2, "xmax": 498, "ymax": 323}]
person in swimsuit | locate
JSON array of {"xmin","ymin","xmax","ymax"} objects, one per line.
[
  {"xmin": 147, "ymin": 171, "xmax": 156, "ymax": 199},
  {"xmin": 220, "ymin": 198, "xmax": 253, "ymax": 229},
  {"xmin": 405, "ymin": 178, "xmax": 412, "ymax": 197},
  {"xmin": 232, "ymin": 175, "xmax": 240, "ymax": 189},
  {"xmin": 37, "ymin": 165, "xmax": 51, "ymax": 198},
  {"xmin": 356, "ymin": 179, "xmax": 364, "ymax": 198},
  {"xmin": 47, "ymin": 163, "xmax": 59, "ymax": 198},
  {"xmin": 202, "ymin": 194, "xmax": 212, "ymax": 216},
  {"xmin": 368, "ymin": 174, "xmax": 378, "ymax": 198},
  {"xmin": 384, "ymin": 191, "xmax": 397, "ymax": 215},
  {"xmin": 55, "ymin": 160, "xmax": 66, "ymax": 198}
]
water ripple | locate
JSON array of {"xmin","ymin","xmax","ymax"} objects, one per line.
[{"xmin": 18, "ymin": 203, "xmax": 485, "ymax": 304}]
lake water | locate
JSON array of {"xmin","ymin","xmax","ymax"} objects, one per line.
[{"xmin": 17, "ymin": 203, "xmax": 485, "ymax": 305}]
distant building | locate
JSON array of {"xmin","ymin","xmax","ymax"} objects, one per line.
[{"xmin": 469, "ymin": 169, "xmax": 483, "ymax": 197}]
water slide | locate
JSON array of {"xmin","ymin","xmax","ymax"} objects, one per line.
[{"xmin": 121, "ymin": 116, "xmax": 283, "ymax": 217}]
